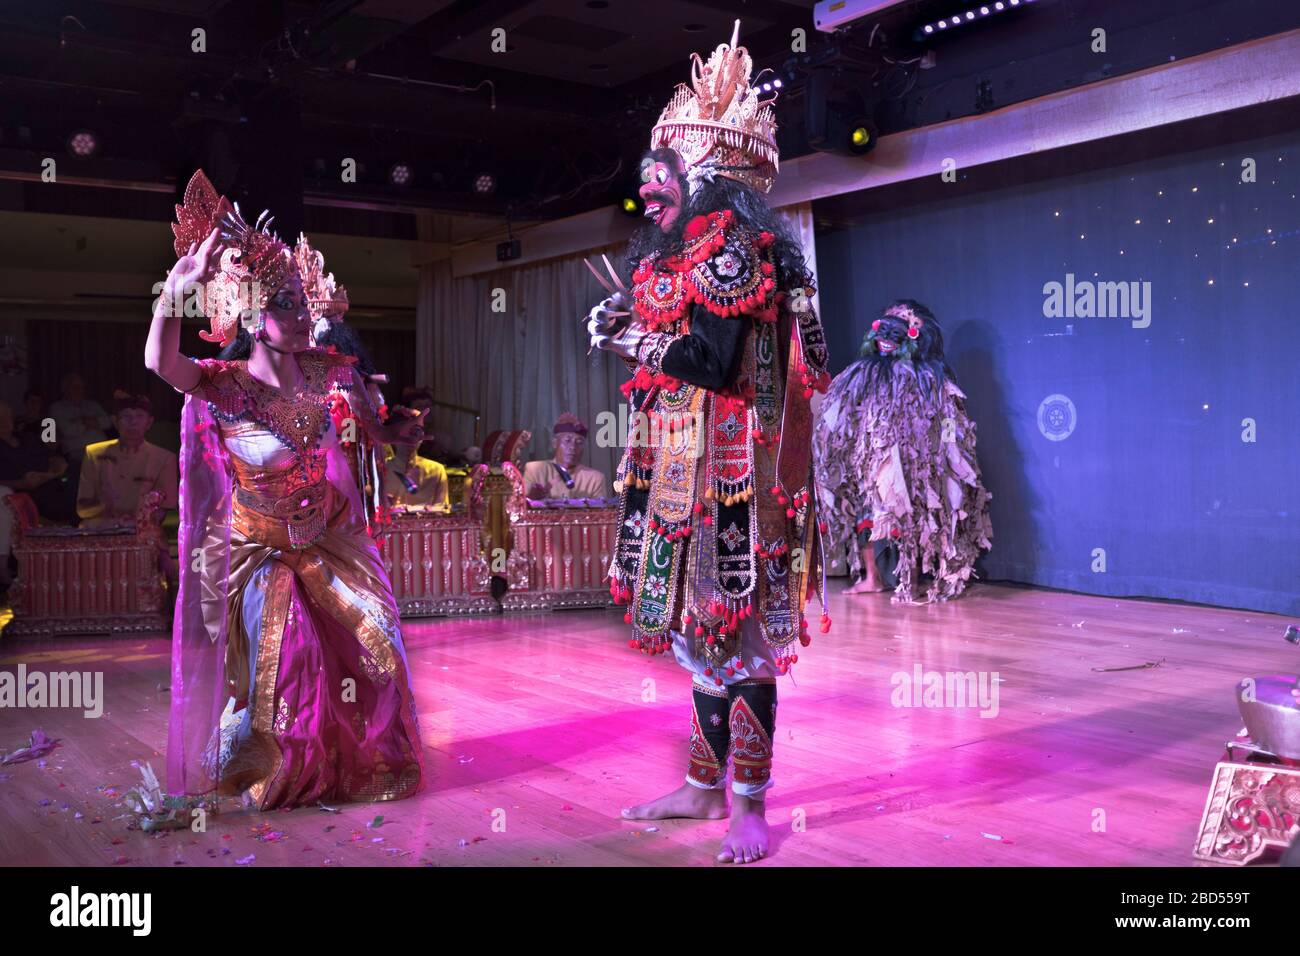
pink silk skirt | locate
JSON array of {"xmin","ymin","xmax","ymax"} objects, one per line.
[{"xmin": 211, "ymin": 488, "xmax": 423, "ymax": 809}]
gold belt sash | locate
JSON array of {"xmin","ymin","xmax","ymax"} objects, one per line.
[{"xmin": 233, "ymin": 479, "xmax": 330, "ymax": 550}]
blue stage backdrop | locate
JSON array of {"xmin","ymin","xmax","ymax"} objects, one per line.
[{"xmin": 814, "ymin": 129, "xmax": 1300, "ymax": 616}]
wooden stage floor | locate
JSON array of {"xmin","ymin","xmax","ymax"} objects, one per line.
[{"xmin": 0, "ymin": 582, "xmax": 1294, "ymax": 867}]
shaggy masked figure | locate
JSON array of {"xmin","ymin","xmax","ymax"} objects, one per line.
[
  {"xmin": 813, "ymin": 300, "xmax": 991, "ymax": 604},
  {"xmin": 586, "ymin": 22, "xmax": 831, "ymax": 864}
]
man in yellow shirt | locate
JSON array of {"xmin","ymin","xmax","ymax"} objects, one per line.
[
  {"xmin": 522, "ymin": 412, "xmax": 608, "ymax": 500},
  {"xmin": 77, "ymin": 393, "xmax": 177, "ymax": 526},
  {"xmin": 382, "ymin": 441, "xmax": 449, "ymax": 511}
]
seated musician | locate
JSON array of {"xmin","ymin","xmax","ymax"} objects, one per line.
[
  {"xmin": 382, "ymin": 439, "xmax": 449, "ymax": 511},
  {"xmin": 76, "ymin": 392, "xmax": 178, "ymax": 527},
  {"xmin": 0, "ymin": 400, "xmax": 72, "ymax": 519},
  {"xmin": 522, "ymin": 412, "xmax": 608, "ymax": 500},
  {"xmin": 0, "ymin": 400, "xmax": 73, "ymax": 588}
]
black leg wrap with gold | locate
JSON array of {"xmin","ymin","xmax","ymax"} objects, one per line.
[
  {"xmin": 687, "ymin": 683, "xmax": 731, "ymax": 789},
  {"xmin": 728, "ymin": 679, "xmax": 777, "ymax": 795}
]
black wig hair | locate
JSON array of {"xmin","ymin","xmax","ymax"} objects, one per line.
[
  {"xmin": 314, "ymin": 322, "xmax": 377, "ymax": 377},
  {"xmin": 217, "ymin": 328, "xmax": 253, "ymax": 361},
  {"xmin": 215, "ymin": 322, "xmax": 377, "ymax": 378}
]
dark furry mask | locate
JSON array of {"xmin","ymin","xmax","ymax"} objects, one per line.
[
  {"xmin": 860, "ymin": 299, "xmax": 952, "ymax": 394},
  {"xmin": 860, "ymin": 301, "xmax": 944, "ymax": 364}
]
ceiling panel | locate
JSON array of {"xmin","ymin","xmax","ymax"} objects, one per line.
[{"xmin": 424, "ymin": 0, "xmax": 797, "ymax": 87}]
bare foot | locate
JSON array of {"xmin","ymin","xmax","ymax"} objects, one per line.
[
  {"xmin": 846, "ymin": 577, "xmax": 887, "ymax": 594},
  {"xmin": 621, "ymin": 782, "xmax": 728, "ymax": 821},
  {"xmin": 716, "ymin": 794, "xmax": 769, "ymax": 864}
]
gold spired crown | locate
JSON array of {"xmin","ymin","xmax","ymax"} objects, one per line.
[
  {"xmin": 651, "ymin": 19, "xmax": 780, "ymax": 193},
  {"xmin": 171, "ymin": 170, "xmax": 294, "ymax": 346},
  {"xmin": 293, "ymin": 233, "xmax": 349, "ymax": 322}
]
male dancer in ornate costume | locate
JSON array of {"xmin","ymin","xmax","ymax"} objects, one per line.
[
  {"xmin": 586, "ymin": 22, "xmax": 830, "ymax": 864},
  {"xmin": 813, "ymin": 300, "xmax": 991, "ymax": 603}
]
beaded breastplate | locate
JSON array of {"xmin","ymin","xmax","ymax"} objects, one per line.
[
  {"xmin": 631, "ymin": 210, "xmax": 779, "ymax": 332},
  {"xmin": 199, "ymin": 349, "xmax": 355, "ymax": 466},
  {"xmin": 196, "ymin": 349, "xmax": 357, "ymax": 550}
]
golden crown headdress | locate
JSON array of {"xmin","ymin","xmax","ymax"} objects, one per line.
[
  {"xmin": 293, "ymin": 233, "xmax": 349, "ymax": 323},
  {"xmin": 171, "ymin": 169, "xmax": 294, "ymax": 346},
  {"xmin": 650, "ymin": 20, "xmax": 780, "ymax": 194}
]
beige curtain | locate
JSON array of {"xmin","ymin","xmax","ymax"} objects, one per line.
[
  {"xmin": 415, "ymin": 236, "xmax": 628, "ymax": 481},
  {"xmin": 778, "ymin": 201, "xmax": 821, "ymax": 313}
]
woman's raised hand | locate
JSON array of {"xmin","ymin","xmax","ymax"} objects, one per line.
[
  {"xmin": 161, "ymin": 227, "xmax": 221, "ymax": 308},
  {"xmin": 147, "ymin": 227, "xmax": 218, "ymax": 390}
]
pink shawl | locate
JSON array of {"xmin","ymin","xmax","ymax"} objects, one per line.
[{"xmin": 166, "ymin": 393, "xmax": 234, "ymax": 797}]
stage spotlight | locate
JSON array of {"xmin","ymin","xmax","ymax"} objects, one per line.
[
  {"xmin": 474, "ymin": 173, "xmax": 496, "ymax": 196},
  {"xmin": 847, "ymin": 119, "xmax": 878, "ymax": 156},
  {"xmin": 753, "ymin": 68, "xmax": 782, "ymax": 96},
  {"xmin": 389, "ymin": 162, "xmax": 413, "ymax": 186},
  {"xmin": 620, "ymin": 196, "xmax": 642, "ymax": 217},
  {"xmin": 915, "ymin": 0, "xmax": 1034, "ymax": 40},
  {"xmin": 67, "ymin": 129, "xmax": 97, "ymax": 157}
]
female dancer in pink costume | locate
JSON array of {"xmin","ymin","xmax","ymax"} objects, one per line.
[{"xmin": 147, "ymin": 171, "xmax": 427, "ymax": 809}]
